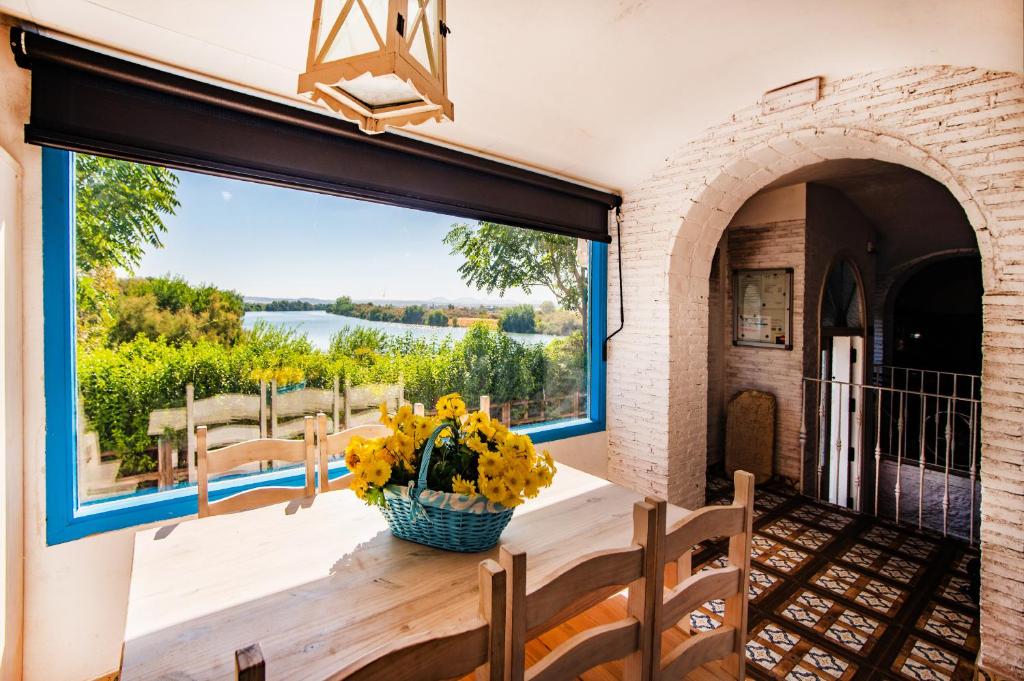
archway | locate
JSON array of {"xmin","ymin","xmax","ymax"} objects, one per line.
[{"xmin": 607, "ymin": 67, "xmax": 1024, "ymax": 678}]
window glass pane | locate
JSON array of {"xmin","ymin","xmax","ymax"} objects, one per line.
[{"xmin": 73, "ymin": 153, "xmax": 591, "ymax": 505}]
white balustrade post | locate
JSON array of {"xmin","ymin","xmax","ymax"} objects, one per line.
[{"xmin": 186, "ymin": 383, "xmax": 196, "ymax": 484}]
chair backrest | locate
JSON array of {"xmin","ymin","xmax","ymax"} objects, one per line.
[
  {"xmin": 316, "ymin": 413, "xmax": 390, "ymax": 492},
  {"xmin": 197, "ymin": 416, "xmax": 316, "ymax": 518},
  {"xmin": 649, "ymin": 470, "xmax": 755, "ymax": 681},
  {"xmin": 234, "ymin": 560, "xmax": 506, "ymax": 681},
  {"xmin": 501, "ymin": 501, "xmax": 661, "ymax": 681}
]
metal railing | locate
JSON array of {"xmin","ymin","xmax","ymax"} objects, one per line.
[{"xmin": 801, "ymin": 371, "xmax": 981, "ymax": 544}]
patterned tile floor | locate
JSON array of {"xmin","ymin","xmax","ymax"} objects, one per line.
[{"xmin": 696, "ymin": 474, "xmax": 981, "ymax": 680}]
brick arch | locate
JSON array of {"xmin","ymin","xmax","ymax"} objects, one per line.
[
  {"xmin": 614, "ymin": 67, "xmax": 1024, "ymax": 677},
  {"xmin": 667, "ymin": 127, "xmax": 996, "ymax": 290}
]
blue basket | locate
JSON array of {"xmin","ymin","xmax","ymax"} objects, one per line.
[{"xmin": 379, "ymin": 424, "xmax": 514, "ymax": 552}]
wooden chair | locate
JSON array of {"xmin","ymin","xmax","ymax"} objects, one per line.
[
  {"xmin": 501, "ymin": 501, "xmax": 661, "ymax": 681},
  {"xmin": 315, "ymin": 412, "xmax": 390, "ymax": 492},
  {"xmin": 197, "ymin": 416, "xmax": 316, "ymax": 518},
  {"xmin": 648, "ymin": 470, "xmax": 755, "ymax": 680},
  {"xmin": 234, "ymin": 560, "xmax": 507, "ymax": 681}
]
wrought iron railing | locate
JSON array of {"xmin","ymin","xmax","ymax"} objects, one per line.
[{"xmin": 800, "ymin": 370, "xmax": 981, "ymax": 544}]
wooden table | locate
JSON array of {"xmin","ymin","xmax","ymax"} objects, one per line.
[{"xmin": 121, "ymin": 465, "xmax": 690, "ymax": 680}]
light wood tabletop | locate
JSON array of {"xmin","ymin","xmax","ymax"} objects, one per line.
[{"xmin": 120, "ymin": 464, "xmax": 690, "ymax": 680}]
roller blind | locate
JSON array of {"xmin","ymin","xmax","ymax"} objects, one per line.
[{"xmin": 11, "ymin": 28, "xmax": 618, "ymax": 242}]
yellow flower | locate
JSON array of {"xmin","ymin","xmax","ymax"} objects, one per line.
[
  {"xmin": 363, "ymin": 457, "xmax": 392, "ymax": 487},
  {"xmin": 378, "ymin": 402, "xmax": 392, "ymax": 428},
  {"xmin": 344, "ymin": 437, "xmax": 363, "ymax": 469},
  {"xmin": 451, "ymin": 475, "xmax": 478, "ymax": 496},
  {"xmin": 436, "ymin": 392, "xmax": 467, "ymax": 420},
  {"xmin": 478, "ymin": 450, "xmax": 504, "ymax": 478},
  {"xmin": 465, "ymin": 411, "xmax": 496, "ymax": 439},
  {"xmin": 349, "ymin": 475, "xmax": 368, "ymax": 499},
  {"xmin": 523, "ymin": 469, "xmax": 542, "ymax": 498},
  {"xmin": 464, "ymin": 432, "xmax": 490, "ymax": 456},
  {"xmin": 502, "ymin": 468, "xmax": 526, "ymax": 495},
  {"xmin": 500, "ymin": 490, "xmax": 524, "ymax": 508},
  {"xmin": 478, "ymin": 475, "xmax": 506, "ymax": 503}
]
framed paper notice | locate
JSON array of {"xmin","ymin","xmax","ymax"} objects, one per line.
[{"xmin": 733, "ymin": 268, "xmax": 793, "ymax": 349}]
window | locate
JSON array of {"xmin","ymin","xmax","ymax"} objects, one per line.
[{"xmin": 43, "ymin": 149, "xmax": 606, "ymax": 543}]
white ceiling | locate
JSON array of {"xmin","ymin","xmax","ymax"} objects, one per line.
[{"xmin": 2, "ymin": 0, "xmax": 1022, "ymax": 191}]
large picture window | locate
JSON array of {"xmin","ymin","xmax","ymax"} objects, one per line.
[{"xmin": 43, "ymin": 148, "xmax": 606, "ymax": 543}]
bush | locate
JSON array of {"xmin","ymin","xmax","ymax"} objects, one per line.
[
  {"xmin": 77, "ymin": 322, "xmax": 585, "ymax": 477},
  {"xmin": 425, "ymin": 309, "xmax": 449, "ymax": 326},
  {"xmin": 498, "ymin": 304, "xmax": 537, "ymax": 333},
  {"xmin": 107, "ymin": 276, "xmax": 243, "ymax": 347}
]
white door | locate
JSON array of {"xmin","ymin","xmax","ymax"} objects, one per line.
[
  {"xmin": 827, "ymin": 337, "xmax": 863, "ymax": 508},
  {"xmin": 848, "ymin": 336, "xmax": 864, "ymax": 511}
]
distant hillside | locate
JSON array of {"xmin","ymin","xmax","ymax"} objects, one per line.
[{"xmin": 243, "ymin": 295, "xmax": 541, "ymax": 308}]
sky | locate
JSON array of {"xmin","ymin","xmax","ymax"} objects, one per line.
[{"xmin": 130, "ymin": 168, "xmax": 556, "ymax": 305}]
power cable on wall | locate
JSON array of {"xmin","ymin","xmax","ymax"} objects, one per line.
[{"xmin": 603, "ymin": 207, "xmax": 625, "ymax": 361}]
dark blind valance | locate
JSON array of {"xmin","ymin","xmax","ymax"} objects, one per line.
[{"xmin": 11, "ymin": 28, "xmax": 618, "ymax": 242}]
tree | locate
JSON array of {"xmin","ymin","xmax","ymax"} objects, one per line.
[
  {"xmin": 499, "ymin": 304, "xmax": 537, "ymax": 333},
  {"xmin": 75, "ymin": 154, "xmax": 181, "ymax": 273},
  {"xmin": 327, "ymin": 295, "xmax": 356, "ymax": 316},
  {"xmin": 444, "ymin": 222, "xmax": 587, "ymax": 329},
  {"xmin": 425, "ymin": 309, "xmax": 449, "ymax": 326},
  {"xmin": 75, "ymin": 154, "xmax": 180, "ymax": 345},
  {"xmin": 401, "ymin": 305, "xmax": 425, "ymax": 325}
]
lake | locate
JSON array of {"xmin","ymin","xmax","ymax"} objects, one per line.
[{"xmin": 242, "ymin": 310, "xmax": 559, "ymax": 350}]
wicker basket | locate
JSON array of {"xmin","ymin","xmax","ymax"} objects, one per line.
[{"xmin": 379, "ymin": 424, "xmax": 514, "ymax": 552}]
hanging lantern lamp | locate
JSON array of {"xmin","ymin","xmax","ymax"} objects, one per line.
[{"xmin": 298, "ymin": 0, "xmax": 453, "ymax": 134}]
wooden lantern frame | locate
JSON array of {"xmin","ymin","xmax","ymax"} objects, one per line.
[{"xmin": 298, "ymin": 0, "xmax": 453, "ymax": 134}]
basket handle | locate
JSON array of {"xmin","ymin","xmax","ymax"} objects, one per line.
[{"xmin": 415, "ymin": 422, "xmax": 453, "ymax": 493}]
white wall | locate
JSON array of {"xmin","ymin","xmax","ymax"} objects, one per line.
[{"xmin": 0, "ymin": 134, "xmax": 24, "ymax": 681}]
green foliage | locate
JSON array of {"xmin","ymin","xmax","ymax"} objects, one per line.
[
  {"xmin": 498, "ymin": 304, "xmax": 537, "ymax": 333},
  {"xmin": 444, "ymin": 222, "xmax": 588, "ymax": 327},
  {"xmin": 245, "ymin": 299, "xmax": 329, "ymax": 312},
  {"xmin": 425, "ymin": 309, "xmax": 449, "ymax": 326},
  {"xmin": 401, "ymin": 305, "xmax": 425, "ymax": 324},
  {"xmin": 326, "ymin": 296, "xmax": 356, "ymax": 316},
  {"xmin": 542, "ymin": 331, "xmax": 586, "ymax": 397},
  {"xmin": 75, "ymin": 154, "xmax": 180, "ymax": 274},
  {"xmin": 74, "ymin": 154, "xmax": 181, "ymax": 344},
  {"xmin": 77, "ymin": 323, "xmax": 583, "ymax": 477},
  {"xmin": 107, "ymin": 276, "xmax": 244, "ymax": 347},
  {"xmin": 536, "ymin": 305, "xmax": 582, "ymax": 335}
]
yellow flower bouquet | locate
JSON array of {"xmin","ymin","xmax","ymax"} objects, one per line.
[{"xmin": 345, "ymin": 392, "xmax": 556, "ymax": 551}]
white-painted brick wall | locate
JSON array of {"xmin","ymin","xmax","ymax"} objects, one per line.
[{"xmin": 605, "ymin": 66, "xmax": 1024, "ymax": 678}]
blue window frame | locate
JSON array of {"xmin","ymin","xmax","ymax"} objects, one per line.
[{"xmin": 42, "ymin": 147, "xmax": 607, "ymax": 544}]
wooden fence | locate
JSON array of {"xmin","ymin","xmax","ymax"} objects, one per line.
[{"xmin": 81, "ymin": 384, "xmax": 585, "ymax": 500}]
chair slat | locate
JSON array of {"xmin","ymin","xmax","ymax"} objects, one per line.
[
  {"xmin": 207, "ymin": 438, "xmax": 308, "ymax": 475},
  {"xmin": 328, "ymin": 623, "xmax": 490, "ymax": 681},
  {"xmin": 661, "ymin": 566, "xmax": 741, "ymax": 632},
  {"xmin": 504, "ymin": 501, "xmax": 659, "ymax": 681},
  {"xmin": 526, "ymin": 618, "xmax": 640, "ymax": 681},
  {"xmin": 664, "ymin": 505, "xmax": 744, "ymax": 563},
  {"xmin": 652, "ymin": 469, "xmax": 755, "ymax": 680},
  {"xmin": 198, "ymin": 416, "xmax": 316, "ymax": 518},
  {"xmin": 322, "ymin": 559, "xmax": 505, "ymax": 681},
  {"xmin": 525, "ymin": 545, "xmax": 643, "ymax": 633},
  {"xmin": 209, "ymin": 486, "xmax": 309, "ymax": 516},
  {"xmin": 659, "ymin": 627, "xmax": 737, "ymax": 681}
]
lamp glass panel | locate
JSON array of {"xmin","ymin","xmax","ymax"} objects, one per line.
[
  {"xmin": 406, "ymin": 0, "xmax": 439, "ymax": 75},
  {"xmin": 323, "ymin": 0, "xmax": 383, "ymax": 62},
  {"xmin": 363, "ymin": 0, "xmax": 389, "ymax": 36},
  {"xmin": 316, "ymin": 0, "xmax": 347, "ymax": 57}
]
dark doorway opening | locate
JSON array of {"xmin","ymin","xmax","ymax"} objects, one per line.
[{"xmin": 892, "ymin": 257, "xmax": 983, "ymax": 376}]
